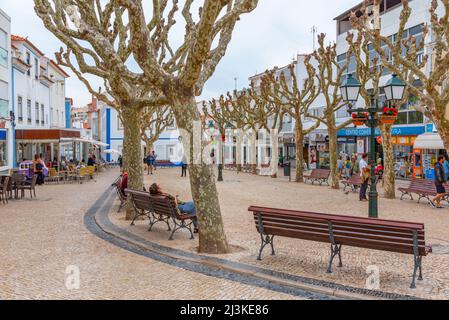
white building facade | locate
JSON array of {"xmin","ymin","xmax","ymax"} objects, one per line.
[
  {"xmin": 335, "ymin": 0, "xmax": 430, "ymax": 169},
  {"xmin": 11, "ymin": 35, "xmax": 73, "ymax": 164},
  {"xmin": 100, "ymin": 105, "xmax": 183, "ymax": 164},
  {"xmin": 0, "ymin": 8, "xmax": 12, "ymax": 173}
]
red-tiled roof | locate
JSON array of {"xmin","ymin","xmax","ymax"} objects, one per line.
[
  {"xmin": 49, "ymin": 59, "xmax": 70, "ymax": 78},
  {"xmin": 11, "ymin": 34, "xmax": 45, "ymax": 57}
]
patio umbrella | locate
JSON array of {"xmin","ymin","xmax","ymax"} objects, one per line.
[{"xmin": 103, "ymin": 149, "xmax": 122, "ymax": 155}]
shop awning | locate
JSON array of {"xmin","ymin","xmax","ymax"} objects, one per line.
[
  {"xmin": 414, "ymin": 133, "xmax": 445, "ymax": 150},
  {"xmin": 60, "ymin": 137, "xmax": 109, "ymax": 147}
]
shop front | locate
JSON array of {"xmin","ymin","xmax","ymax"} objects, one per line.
[
  {"xmin": 0, "ymin": 129, "xmax": 8, "ymax": 170},
  {"xmin": 413, "ymin": 133, "xmax": 447, "ymax": 180},
  {"xmin": 309, "ymin": 131, "xmax": 329, "ymax": 169},
  {"xmin": 15, "ymin": 129, "xmax": 81, "ymax": 165},
  {"xmin": 337, "ymin": 126, "xmax": 426, "ymax": 164}
]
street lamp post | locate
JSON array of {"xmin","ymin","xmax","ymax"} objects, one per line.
[{"xmin": 340, "ymin": 74, "xmax": 406, "ymax": 218}]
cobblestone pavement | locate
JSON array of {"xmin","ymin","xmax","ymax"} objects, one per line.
[
  {"xmin": 0, "ymin": 168, "xmax": 302, "ymax": 300},
  {"xmin": 109, "ymin": 168, "xmax": 449, "ymax": 300}
]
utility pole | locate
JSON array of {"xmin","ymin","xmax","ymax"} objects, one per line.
[{"xmin": 311, "ymin": 26, "xmax": 318, "ymax": 51}]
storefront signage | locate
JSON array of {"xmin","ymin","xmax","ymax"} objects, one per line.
[
  {"xmin": 337, "ymin": 126, "xmax": 425, "ymax": 137},
  {"xmin": 0, "ymin": 130, "xmax": 6, "ymax": 141},
  {"xmin": 337, "ymin": 137, "xmax": 356, "ymax": 143}
]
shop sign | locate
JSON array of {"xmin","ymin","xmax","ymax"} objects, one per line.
[
  {"xmin": 337, "ymin": 126, "xmax": 425, "ymax": 137},
  {"xmin": 337, "ymin": 137, "xmax": 356, "ymax": 143},
  {"xmin": 317, "ymin": 143, "xmax": 328, "ymax": 152},
  {"xmin": 0, "ymin": 129, "xmax": 6, "ymax": 141},
  {"xmin": 357, "ymin": 139, "xmax": 365, "ymax": 154}
]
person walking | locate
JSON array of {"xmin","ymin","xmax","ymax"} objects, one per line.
[
  {"xmin": 359, "ymin": 154, "xmax": 369, "ymax": 202},
  {"xmin": 344, "ymin": 156, "xmax": 352, "ymax": 179},
  {"xmin": 181, "ymin": 154, "xmax": 188, "ymax": 177},
  {"xmin": 431, "ymin": 156, "xmax": 447, "ymax": 209},
  {"xmin": 147, "ymin": 151, "xmax": 157, "ymax": 175},
  {"xmin": 350, "ymin": 155, "xmax": 359, "ymax": 177},
  {"xmin": 443, "ymin": 156, "xmax": 449, "ymax": 181},
  {"xmin": 146, "ymin": 152, "xmax": 153, "ymax": 175},
  {"xmin": 33, "ymin": 154, "xmax": 45, "ymax": 185},
  {"xmin": 337, "ymin": 156, "xmax": 343, "ymax": 179}
]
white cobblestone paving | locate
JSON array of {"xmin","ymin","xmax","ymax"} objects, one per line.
[
  {"xmin": 110, "ymin": 168, "xmax": 449, "ymax": 300},
  {"xmin": 0, "ymin": 169, "xmax": 302, "ymax": 300}
]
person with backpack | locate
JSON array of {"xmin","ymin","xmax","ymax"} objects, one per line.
[
  {"xmin": 431, "ymin": 155, "xmax": 447, "ymax": 209},
  {"xmin": 33, "ymin": 154, "xmax": 45, "ymax": 185}
]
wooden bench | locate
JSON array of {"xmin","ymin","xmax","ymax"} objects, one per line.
[
  {"xmin": 112, "ymin": 176, "xmax": 127, "ymax": 212},
  {"xmin": 125, "ymin": 189, "xmax": 195, "ymax": 240},
  {"xmin": 398, "ymin": 179, "xmax": 449, "ymax": 204},
  {"xmin": 155, "ymin": 160, "xmax": 177, "ymax": 168},
  {"xmin": 303, "ymin": 169, "xmax": 331, "ymax": 185},
  {"xmin": 248, "ymin": 206, "xmax": 432, "ymax": 289},
  {"xmin": 342, "ymin": 175, "xmax": 363, "ymax": 192},
  {"xmin": 125, "ymin": 189, "xmax": 171, "ymax": 231}
]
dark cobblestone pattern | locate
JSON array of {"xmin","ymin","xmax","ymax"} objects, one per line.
[{"xmin": 86, "ymin": 187, "xmax": 421, "ymax": 300}]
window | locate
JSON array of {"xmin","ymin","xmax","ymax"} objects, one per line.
[
  {"xmin": 0, "ymin": 140, "xmax": 7, "ymax": 167},
  {"xmin": 50, "ymin": 107, "xmax": 53, "ymax": 125},
  {"xmin": 117, "ymin": 117, "xmax": 124, "ymax": 130},
  {"xmin": 0, "ymin": 80, "xmax": 8, "ymax": 118},
  {"xmin": 26, "ymin": 52, "xmax": 31, "ymax": 76},
  {"xmin": 0, "ymin": 29, "xmax": 7, "ymax": 68},
  {"xmin": 17, "ymin": 96, "xmax": 23, "ymax": 122},
  {"xmin": 35, "ymin": 102, "xmax": 39, "ymax": 124},
  {"xmin": 27, "ymin": 99, "xmax": 32, "ymax": 124},
  {"xmin": 34, "ymin": 58, "xmax": 39, "ymax": 80},
  {"xmin": 41, "ymin": 104, "xmax": 44, "ymax": 125}
]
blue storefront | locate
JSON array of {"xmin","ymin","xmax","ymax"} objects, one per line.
[
  {"xmin": 0, "ymin": 129, "xmax": 7, "ymax": 170},
  {"xmin": 337, "ymin": 125, "xmax": 426, "ymax": 166}
]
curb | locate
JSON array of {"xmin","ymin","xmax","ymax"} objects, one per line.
[{"xmin": 85, "ymin": 185, "xmax": 421, "ymax": 301}]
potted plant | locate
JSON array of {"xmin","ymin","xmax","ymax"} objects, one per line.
[
  {"xmin": 351, "ymin": 112, "xmax": 368, "ymax": 126},
  {"xmin": 380, "ymin": 107, "xmax": 398, "ymax": 125}
]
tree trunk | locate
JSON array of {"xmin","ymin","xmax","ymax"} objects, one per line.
[
  {"xmin": 294, "ymin": 121, "xmax": 305, "ymax": 183},
  {"xmin": 328, "ymin": 116, "xmax": 339, "ymax": 189},
  {"xmin": 122, "ymin": 107, "xmax": 144, "ymax": 220},
  {"xmin": 270, "ymin": 129, "xmax": 279, "ymax": 178},
  {"xmin": 380, "ymin": 124, "xmax": 395, "ymax": 199},
  {"xmin": 173, "ymin": 95, "xmax": 230, "ymax": 254},
  {"xmin": 250, "ymin": 131, "xmax": 257, "ymax": 175},
  {"xmin": 236, "ymin": 129, "xmax": 242, "ymax": 172},
  {"xmin": 433, "ymin": 111, "xmax": 449, "ymax": 154}
]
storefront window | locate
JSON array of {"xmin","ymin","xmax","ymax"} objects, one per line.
[
  {"xmin": 0, "ymin": 140, "xmax": 7, "ymax": 167},
  {"xmin": 408, "ymin": 111, "xmax": 424, "ymax": 124}
]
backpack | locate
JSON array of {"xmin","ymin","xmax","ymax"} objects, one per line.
[{"xmin": 36, "ymin": 162, "xmax": 43, "ymax": 171}]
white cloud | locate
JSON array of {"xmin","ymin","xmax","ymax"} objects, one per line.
[{"xmin": 1, "ymin": 0, "xmax": 361, "ymax": 106}]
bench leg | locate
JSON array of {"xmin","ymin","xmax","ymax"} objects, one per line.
[
  {"xmin": 148, "ymin": 214, "xmax": 171, "ymax": 232},
  {"xmin": 411, "ymin": 255, "xmax": 423, "ymax": 289},
  {"xmin": 257, "ymin": 234, "xmax": 274, "ymax": 261},
  {"xmin": 327, "ymin": 244, "xmax": 342, "ymax": 274},
  {"xmin": 169, "ymin": 218, "xmax": 194, "ymax": 240}
]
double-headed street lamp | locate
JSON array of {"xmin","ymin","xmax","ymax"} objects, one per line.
[
  {"xmin": 340, "ymin": 74, "xmax": 406, "ymax": 218},
  {"xmin": 209, "ymin": 120, "xmax": 234, "ymax": 182}
]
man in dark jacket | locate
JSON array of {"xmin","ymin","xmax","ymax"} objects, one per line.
[{"xmin": 431, "ymin": 156, "xmax": 446, "ymax": 209}]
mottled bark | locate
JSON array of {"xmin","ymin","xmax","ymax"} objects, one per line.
[
  {"xmin": 236, "ymin": 130, "xmax": 243, "ymax": 172},
  {"xmin": 294, "ymin": 122, "xmax": 305, "ymax": 183},
  {"xmin": 270, "ymin": 130, "xmax": 279, "ymax": 178},
  {"xmin": 328, "ymin": 124, "xmax": 339, "ymax": 189},
  {"xmin": 174, "ymin": 96, "xmax": 229, "ymax": 254},
  {"xmin": 122, "ymin": 107, "xmax": 144, "ymax": 220},
  {"xmin": 380, "ymin": 124, "xmax": 395, "ymax": 199},
  {"xmin": 250, "ymin": 132, "xmax": 258, "ymax": 175}
]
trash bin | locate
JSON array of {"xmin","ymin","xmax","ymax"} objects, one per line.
[{"xmin": 283, "ymin": 163, "xmax": 291, "ymax": 177}]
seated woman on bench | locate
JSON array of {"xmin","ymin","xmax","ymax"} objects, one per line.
[{"xmin": 149, "ymin": 183, "xmax": 199, "ymax": 233}]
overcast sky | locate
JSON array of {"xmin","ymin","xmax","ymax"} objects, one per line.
[{"xmin": 1, "ymin": 0, "xmax": 361, "ymax": 107}]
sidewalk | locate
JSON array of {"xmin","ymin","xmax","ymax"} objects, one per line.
[
  {"xmin": 109, "ymin": 168, "xmax": 449, "ymax": 299},
  {"xmin": 0, "ymin": 168, "xmax": 300, "ymax": 299}
]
